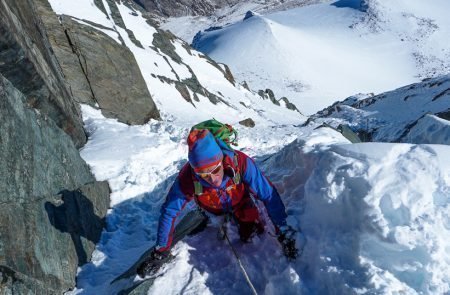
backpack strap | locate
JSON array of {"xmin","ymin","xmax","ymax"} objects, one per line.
[
  {"xmin": 232, "ymin": 154, "xmax": 241, "ymax": 185},
  {"xmin": 193, "ymin": 181, "xmax": 203, "ymax": 195}
]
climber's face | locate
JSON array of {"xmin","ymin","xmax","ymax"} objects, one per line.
[{"xmin": 196, "ymin": 161, "xmax": 224, "ymax": 187}]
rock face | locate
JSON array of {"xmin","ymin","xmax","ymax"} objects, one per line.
[
  {"xmin": 133, "ymin": 0, "xmax": 241, "ymax": 17},
  {"xmin": 0, "ymin": 75, "xmax": 110, "ymax": 294},
  {"xmin": 35, "ymin": 0, "xmax": 95, "ymax": 106},
  {"xmin": 0, "ymin": 0, "xmax": 87, "ymax": 148},
  {"xmin": 0, "ymin": 0, "xmax": 111, "ymax": 293},
  {"xmin": 35, "ymin": 0, "xmax": 160, "ymax": 125},
  {"xmin": 132, "ymin": 0, "xmax": 306, "ymax": 17},
  {"xmin": 61, "ymin": 16, "xmax": 160, "ymax": 124}
]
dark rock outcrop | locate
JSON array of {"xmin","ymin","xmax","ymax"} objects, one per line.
[
  {"xmin": 280, "ymin": 96, "xmax": 302, "ymax": 114},
  {"xmin": 241, "ymin": 81, "xmax": 250, "ymax": 91},
  {"xmin": 256, "ymin": 88, "xmax": 302, "ymax": 114},
  {"xmin": 133, "ymin": 0, "xmax": 241, "ymax": 17},
  {"xmin": 257, "ymin": 88, "xmax": 279, "ymax": 105},
  {"xmin": 436, "ymin": 109, "xmax": 450, "ymax": 121},
  {"xmin": 34, "ymin": 0, "xmax": 160, "ymax": 125},
  {"xmin": 0, "ymin": 75, "xmax": 110, "ymax": 294},
  {"xmin": 0, "ymin": 0, "xmax": 87, "ymax": 148},
  {"xmin": 265, "ymin": 88, "xmax": 280, "ymax": 106},
  {"xmin": 60, "ymin": 16, "xmax": 160, "ymax": 124},
  {"xmin": 239, "ymin": 118, "xmax": 256, "ymax": 128},
  {"xmin": 244, "ymin": 10, "xmax": 257, "ymax": 21},
  {"xmin": 220, "ymin": 63, "xmax": 235, "ymax": 86}
]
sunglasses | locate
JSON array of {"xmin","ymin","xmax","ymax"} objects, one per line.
[{"xmin": 196, "ymin": 162, "xmax": 223, "ymax": 178}]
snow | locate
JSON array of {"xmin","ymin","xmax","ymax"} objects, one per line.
[
  {"xmin": 74, "ymin": 104, "xmax": 305, "ymax": 294},
  {"xmin": 404, "ymin": 114, "xmax": 450, "ymax": 145},
  {"xmin": 49, "ymin": 0, "xmax": 113, "ymax": 28},
  {"xmin": 75, "ymin": 107, "xmax": 450, "ymax": 294},
  {"xmin": 264, "ymin": 138, "xmax": 450, "ymax": 294},
  {"xmin": 160, "ymin": 0, "xmax": 323, "ymax": 43},
  {"xmin": 116, "ymin": 3, "xmax": 157, "ymax": 47},
  {"xmin": 192, "ymin": 0, "xmax": 450, "ymax": 115}
]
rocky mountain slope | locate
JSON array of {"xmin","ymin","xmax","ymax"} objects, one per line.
[
  {"xmin": 0, "ymin": 0, "xmax": 303, "ymax": 293},
  {"xmin": 311, "ymin": 74, "xmax": 450, "ymax": 144},
  {"xmin": 1, "ymin": 0, "xmax": 111, "ymax": 293},
  {"xmin": 48, "ymin": 0, "xmax": 302, "ymax": 124},
  {"xmin": 132, "ymin": 0, "xmax": 237, "ymax": 17},
  {"xmin": 39, "ymin": 0, "xmax": 160, "ymax": 124},
  {"xmin": 133, "ymin": 0, "xmax": 311, "ymax": 18},
  {"xmin": 159, "ymin": 0, "xmax": 325, "ymax": 43}
]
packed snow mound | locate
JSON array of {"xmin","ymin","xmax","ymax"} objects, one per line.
[
  {"xmin": 263, "ymin": 133, "xmax": 450, "ymax": 294},
  {"xmin": 406, "ymin": 114, "xmax": 450, "ymax": 145},
  {"xmin": 313, "ymin": 74, "xmax": 450, "ymax": 144},
  {"xmin": 192, "ymin": 0, "xmax": 450, "ymax": 114}
]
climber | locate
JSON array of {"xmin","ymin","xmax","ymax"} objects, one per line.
[{"xmin": 137, "ymin": 128, "xmax": 300, "ymax": 277}]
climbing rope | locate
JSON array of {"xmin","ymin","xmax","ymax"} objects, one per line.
[{"xmin": 221, "ymin": 218, "xmax": 258, "ymax": 295}]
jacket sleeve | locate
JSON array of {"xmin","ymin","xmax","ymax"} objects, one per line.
[
  {"xmin": 241, "ymin": 154, "xmax": 287, "ymax": 228},
  {"xmin": 156, "ymin": 178, "xmax": 190, "ymax": 251}
]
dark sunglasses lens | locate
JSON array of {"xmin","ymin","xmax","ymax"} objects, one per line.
[{"xmin": 211, "ymin": 164, "xmax": 222, "ymax": 174}]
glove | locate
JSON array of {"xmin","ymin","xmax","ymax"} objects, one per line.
[
  {"xmin": 277, "ymin": 225, "xmax": 301, "ymax": 260},
  {"xmin": 137, "ymin": 248, "xmax": 171, "ymax": 278}
]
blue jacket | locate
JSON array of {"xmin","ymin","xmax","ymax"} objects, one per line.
[{"xmin": 156, "ymin": 149, "xmax": 287, "ymax": 250}]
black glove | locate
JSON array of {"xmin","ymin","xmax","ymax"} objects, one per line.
[
  {"xmin": 137, "ymin": 249, "xmax": 171, "ymax": 278},
  {"xmin": 277, "ymin": 225, "xmax": 299, "ymax": 261}
]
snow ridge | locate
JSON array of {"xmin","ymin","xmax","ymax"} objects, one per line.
[
  {"xmin": 313, "ymin": 74, "xmax": 450, "ymax": 144},
  {"xmin": 263, "ymin": 135, "xmax": 450, "ymax": 294}
]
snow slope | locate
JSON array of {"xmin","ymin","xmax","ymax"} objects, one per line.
[
  {"xmin": 192, "ymin": 0, "xmax": 450, "ymax": 115},
  {"xmin": 75, "ymin": 106, "xmax": 304, "ymax": 294},
  {"xmin": 74, "ymin": 107, "xmax": 450, "ymax": 294}
]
